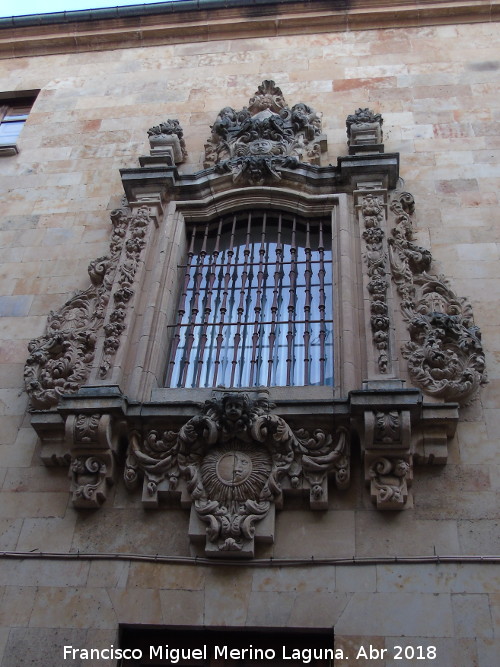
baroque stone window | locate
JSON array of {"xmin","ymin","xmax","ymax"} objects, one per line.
[
  {"xmin": 166, "ymin": 211, "xmax": 334, "ymax": 389},
  {"xmin": 0, "ymin": 91, "xmax": 38, "ymax": 156},
  {"xmin": 25, "ymin": 81, "xmax": 487, "ymax": 557}
]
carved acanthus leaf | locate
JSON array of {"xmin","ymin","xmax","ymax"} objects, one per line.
[{"xmin": 389, "ymin": 192, "xmax": 487, "ymax": 403}]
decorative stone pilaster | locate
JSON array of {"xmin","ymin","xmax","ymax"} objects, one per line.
[
  {"xmin": 354, "ymin": 185, "xmax": 394, "ymax": 377},
  {"xmin": 66, "ymin": 413, "xmax": 116, "ymax": 508},
  {"xmin": 97, "ymin": 204, "xmax": 156, "ymax": 381}
]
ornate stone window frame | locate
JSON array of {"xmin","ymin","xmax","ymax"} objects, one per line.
[{"xmin": 24, "ymin": 83, "xmax": 485, "ymax": 557}]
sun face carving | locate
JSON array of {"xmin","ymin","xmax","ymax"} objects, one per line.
[{"xmin": 201, "ymin": 442, "xmax": 272, "ymax": 506}]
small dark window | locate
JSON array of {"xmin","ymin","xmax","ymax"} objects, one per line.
[
  {"xmin": 119, "ymin": 627, "xmax": 334, "ymax": 666},
  {"xmin": 0, "ymin": 93, "xmax": 38, "ymax": 155}
]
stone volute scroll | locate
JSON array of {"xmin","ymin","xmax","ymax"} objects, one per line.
[{"xmin": 124, "ymin": 391, "xmax": 350, "ymax": 557}]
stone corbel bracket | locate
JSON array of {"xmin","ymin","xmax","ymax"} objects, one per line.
[
  {"xmin": 350, "ymin": 382, "xmax": 459, "ymax": 510},
  {"xmin": 66, "ymin": 413, "xmax": 116, "ymax": 508}
]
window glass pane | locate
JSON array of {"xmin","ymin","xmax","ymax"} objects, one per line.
[
  {"xmin": 0, "ymin": 120, "xmax": 24, "ymax": 144},
  {"xmin": 166, "ymin": 211, "xmax": 334, "ymax": 389}
]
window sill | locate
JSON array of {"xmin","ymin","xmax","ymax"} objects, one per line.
[{"xmin": 0, "ymin": 143, "xmax": 19, "ymax": 156}]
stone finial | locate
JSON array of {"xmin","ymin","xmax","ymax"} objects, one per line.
[
  {"xmin": 346, "ymin": 107, "xmax": 384, "ymax": 154},
  {"xmin": 147, "ymin": 118, "xmax": 187, "ymax": 164}
]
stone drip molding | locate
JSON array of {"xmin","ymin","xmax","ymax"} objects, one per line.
[
  {"xmin": 24, "ymin": 204, "xmax": 155, "ymax": 409},
  {"xmin": 389, "ymin": 191, "xmax": 487, "ymax": 404},
  {"xmin": 124, "ymin": 391, "xmax": 350, "ymax": 558},
  {"xmin": 204, "ymin": 80, "xmax": 327, "ymax": 185}
]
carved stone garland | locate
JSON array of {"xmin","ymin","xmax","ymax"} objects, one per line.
[
  {"xmin": 389, "ymin": 192, "xmax": 487, "ymax": 404},
  {"xmin": 124, "ymin": 393, "xmax": 350, "ymax": 557},
  {"xmin": 204, "ymin": 80, "xmax": 326, "ymax": 184}
]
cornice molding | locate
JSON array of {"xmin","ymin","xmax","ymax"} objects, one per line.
[{"xmin": 0, "ymin": 1, "xmax": 498, "ymax": 58}]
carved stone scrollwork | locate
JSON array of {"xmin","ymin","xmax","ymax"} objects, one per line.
[
  {"xmin": 24, "ymin": 205, "xmax": 154, "ymax": 408},
  {"xmin": 24, "ymin": 208, "xmax": 130, "ymax": 410},
  {"xmin": 360, "ymin": 193, "xmax": 390, "ymax": 373},
  {"xmin": 368, "ymin": 455, "xmax": 412, "ymax": 509},
  {"xmin": 346, "ymin": 107, "xmax": 384, "ymax": 154},
  {"xmin": 389, "ymin": 192, "xmax": 487, "ymax": 404},
  {"xmin": 204, "ymin": 80, "xmax": 326, "ymax": 184},
  {"xmin": 67, "ymin": 413, "xmax": 115, "ymax": 508},
  {"xmin": 124, "ymin": 392, "xmax": 350, "ymax": 557}
]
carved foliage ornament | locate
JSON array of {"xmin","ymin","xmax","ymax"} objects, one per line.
[
  {"xmin": 389, "ymin": 192, "xmax": 487, "ymax": 403},
  {"xmin": 361, "ymin": 193, "xmax": 390, "ymax": 373},
  {"xmin": 204, "ymin": 80, "xmax": 326, "ymax": 184},
  {"xmin": 124, "ymin": 393, "xmax": 349, "ymax": 556},
  {"xmin": 24, "ymin": 205, "xmax": 154, "ymax": 409}
]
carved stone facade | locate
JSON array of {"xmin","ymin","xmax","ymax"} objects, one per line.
[{"xmin": 22, "ymin": 84, "xmax": 485, "ymax": 556}]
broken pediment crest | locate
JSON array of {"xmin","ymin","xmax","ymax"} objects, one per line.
[
  {"xmin": 389, "ymin": 191, "xmax": 487, "ymax": 403},
  {"xmin": 124, "ymin": 392, "xmax": 349, "ymax": 556},
  {"xmin": 204, "ymin": 80, "xmax": 326, "ymax": 184}
]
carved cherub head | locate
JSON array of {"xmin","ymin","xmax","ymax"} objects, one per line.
[{"xmin": 222, "ymin": 394, "xmax": 247, "ymax": 423}]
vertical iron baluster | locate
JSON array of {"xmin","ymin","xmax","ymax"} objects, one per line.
[
  {"xmin": 180, "ymin": 222, "xmax": 208, "ymax": 387},
  {"xmin": 230, "ymin": 211, "xmax": 252, "ymax": 387},
  {"xmin": 195, "ymin": 218, "xmax": 222, "ymax": 387},
  {"xmin": 166, "ymin": 226, "xmax": 197, "ymax": 386},
  {"xmin": 303, "ymin": 220, "xmax": 312, "ymax": 385},
  {"xmin": 249, "ymin": 212, "xmax": 266, "ymax": 386},
  {"xmin": 318, "ymin": 220, "xmax": 327, "ymax": 385},
  {"xmin": 267, "ymin": 213, "xmax": 282, "ymax": 386},
  {"xmin": 286, "ymin": 216, "xmax": 297, "ymax": 385},
  {"xmin": 212, "ymin": 215, "xmax": 236, "ymax": 387}
]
